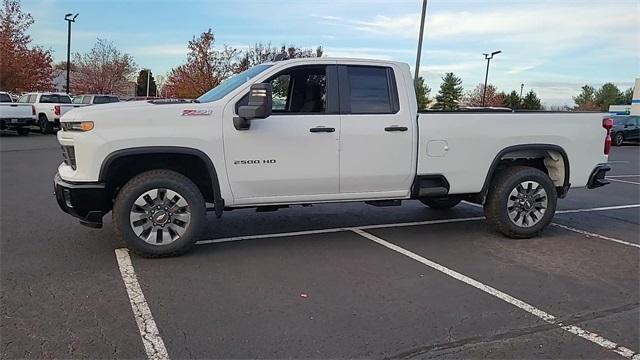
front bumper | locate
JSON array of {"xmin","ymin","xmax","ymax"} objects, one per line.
[
  {"xmin": 54, "ymin": 173, "xmax": 111, "ymax": 228},
  {"xmin": 587, "ymin": 164, "xmax": 611, "ymax": 189}
]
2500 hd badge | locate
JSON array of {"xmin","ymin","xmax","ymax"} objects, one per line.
[{"xmin": 233, "ymin": 159, "xmax": 277, "ymax": 165}]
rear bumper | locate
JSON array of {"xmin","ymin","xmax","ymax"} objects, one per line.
[
  {"xmin": 587, "ymin": 164, "xmax": 611, "ymax": 189},
  {"xmin": 0, "ymin": 117, "xmax": 35, "ymax": 127},
  {"xmin": 54, "ymin": 173, "xmax": 110, "ymax": 228}
]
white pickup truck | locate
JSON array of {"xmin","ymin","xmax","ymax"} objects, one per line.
[
  {"xmin": 18, "ymin": 92, "xmax": 85, "ymax": 134},
  {"xmin": 0, "ymin": 91, "xmax": 35, "ymax": 135},
  {"xmin": 54, "ymin": 58, "xmax": 612, "ymax": 257}
]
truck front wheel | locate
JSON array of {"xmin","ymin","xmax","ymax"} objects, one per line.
[
  {"xmin": 113, "ymin": 170, "xmax": 206, "ymax": 257},
  {"xmin": 484, "ymin": 166, "xmax": 557, "ymax": 238}
]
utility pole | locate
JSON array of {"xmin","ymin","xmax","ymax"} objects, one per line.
[
  {"xmin": 414, "ymin": 0, "xmax": 428, "ymax": 86},
  {"xmin": 481, "ymin": 50, "xmax": 501, "ymax": 107},
  {"xmin": 146, "ymin": 69, "xmax": 151, "ymax": 97},
  {"xmin": 64, "ymin": 13, "xmax": 78, "ymax": 94},
  {"xmin": 520, "ymin": 83, "xmax": 524, "ymax": 99}
]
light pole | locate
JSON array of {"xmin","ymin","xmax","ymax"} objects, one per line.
[
  {"xmin": 414, "ymin": 0, "xmax": 428, "ymax": 86},
  {"xmin": 64, "ymin": 13, "xmax": 78, "ymax": 94},
  {"xmin": 146, "ymin": 69, "xmax": 151, "ymax": 97},
  {"xmin": 520, "ymin": 83, "xmax": 524, "ymax": 99},
  {"xmin": 481, "ymin": 50, "xmax": 501, "ymax": 107}
]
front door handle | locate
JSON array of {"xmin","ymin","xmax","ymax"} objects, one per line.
[
  {"xmin": 385, "ymin": 126, "xmax": 408, "ymax": 132},
  {"xmin": 310, "ymin": 127, "xmax": 335, "ymax": 133}
]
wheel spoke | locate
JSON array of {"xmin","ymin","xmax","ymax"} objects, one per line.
[{"xmin": 130, "ymin": 187, "xmax": 191, "ymax": 246}]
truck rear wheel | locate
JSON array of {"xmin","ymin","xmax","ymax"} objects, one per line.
[
  {"xmin": 484, "ymin": 166, "xmax": 557, "ymax": 238},
  {"xmin": 420, "ymin": 196, "xmax": 462, "ymax": 209},
  {"xmin": 113, "ymin": 169, "xmax": 206, "ymax": 257},
  {"xmin": 39, "ymin": 115, "xmax": 53, "ymax": 134}
]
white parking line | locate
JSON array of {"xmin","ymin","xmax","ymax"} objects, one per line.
[
  {"xmin": 351, "ymin": 228, "xmax": 640, "ymax": 359},
  {"xmin": 115, "ymin": 248, "xmax": 169, "ymax": 360},
  {"xmin": 607, "ymin": 175, "xmax": 640, "ymax": 178},
  {"xmin": 552, "ymin": 223, "xmax": 640, "ymax": 249},
  {"xmin": 556, "ymin": 204, "xmax": 640, "ymax": 214},
  {"xmin": 607, "ymin": 178, "xmax": 640, "ymax": 185}
]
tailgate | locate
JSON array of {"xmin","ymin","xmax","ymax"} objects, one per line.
[{"xmin": 0, "ymin": 104, "xmax": 33, "ymax": 119}]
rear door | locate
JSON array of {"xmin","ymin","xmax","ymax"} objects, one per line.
[{"xmin": 337, "ymin": 65, "xmax": 414, "ymax": 194}]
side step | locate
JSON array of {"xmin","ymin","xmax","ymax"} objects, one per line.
[{"xmin": 365, "ymin": 199, "xmax": 402, "ymax": 207}]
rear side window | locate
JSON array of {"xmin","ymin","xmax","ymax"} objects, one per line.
[
  {"xmin": 82, "ymin": 96, "xmax": 92, "ymax": 104},
  {"xmin": 0, "ymin": 94, "xmax": 11, "ymax": 102},
  {"xmin": 40, "ymin": 94, "xmax": 72, "ymax": 103},
  {"xmin": 93, "ymin": 96, "xmax": 117, "ymax": 104},
  {"xmin": 27, "ymin": 95, "xmax": 37, "ymax": 103},
  {"xmin": 341, "ymin": 66, "xmax": 399, "ymax": 114},
  {"xmin": 72, "ymin": 96, "xmax": 83, "ymax": 104}
]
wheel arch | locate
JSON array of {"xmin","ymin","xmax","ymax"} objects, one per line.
[
  {"xmin": 99, "ymin": 147, "xmax": 224, "ymax": 215},
  {"xmin": 480, "ymin": 144, "xmax": 570, "ymax": 200}
]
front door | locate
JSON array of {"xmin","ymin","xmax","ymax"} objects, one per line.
[{"xmin": 224, "ymin": 64, "xmax": 341, "ymax": 203}]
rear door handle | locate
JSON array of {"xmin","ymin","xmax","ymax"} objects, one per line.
[
  {"xmin": 385, "ymin": 126, "xmax": 408, "ymax": 132},
  {"xmin": 310, "ymin": 127, "xmax": 335, "ymax": 133}
]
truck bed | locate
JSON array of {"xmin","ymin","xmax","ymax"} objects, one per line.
[{"xmin": 416, "ymin": 112, "xmax": 608, "ymax": 194}]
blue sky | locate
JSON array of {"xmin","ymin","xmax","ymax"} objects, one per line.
[{"xmin": 23, "ymin": 0, "xmax": 640, "ymax": 106}]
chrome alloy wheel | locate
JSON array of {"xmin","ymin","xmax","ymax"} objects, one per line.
[
  {"xmin": 129, "ymin": 188, "xmax": 191, "ymax": 245},
  {"xmin": 506, "ymin": 181, "xmax": 548, "ymax": 228}
]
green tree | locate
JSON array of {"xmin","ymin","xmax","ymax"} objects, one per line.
[
  {"xmin": 595, "ymin": 83, "xmax": 623, "ymax": 111},
  {"xmin": 433, "ymin": 72, "xmax": 463, "ymax": 110},
  {"xmin": 502, "ymin": 90, "xmax": 521, "ymax": 109},
  {"xmin": 521, "ymin": 89, "xmax": 542, "ymax": 110},
  {"xmin": 573, "ymin": 85, "xmax": 598, "ymax": 110},
  {"xmin": 136, "ymin": 69, "xmax": 157, "ymax": 97},
  {"xmin": 415, "ymin": 76, "xmax": 431, "ymax": 110},
  {"xmin": 622, "ymin": 87, "xmax": 634, "ymax": 105}
]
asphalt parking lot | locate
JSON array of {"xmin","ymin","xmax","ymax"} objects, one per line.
[{"xmin": 1, "ymin": 131, "xmax": 638, "ymax": 359}]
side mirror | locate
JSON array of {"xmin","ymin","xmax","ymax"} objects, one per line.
[{"xmin": 234, "ymin": 83, "xmax": 272, "ymax": 130}]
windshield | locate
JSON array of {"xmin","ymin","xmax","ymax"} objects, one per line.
[{"xmin": 197, "ymin": 64, "xmax": 272, "ymax": 103}]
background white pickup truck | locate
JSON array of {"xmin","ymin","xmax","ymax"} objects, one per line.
[
  {"xmin": 18, "ymin": 92, "xmax": 85, "ymax": 134},
  {"xmin": 54, "ymin": 58, "xmax": 612, "ymax": 257},
  {"xmin": 0, "ymin": 91, "xmax": 35, "ymax": 135}
]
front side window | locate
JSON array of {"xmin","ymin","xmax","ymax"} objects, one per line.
[
  {"xmin": 346, "ymin": 66, "xmax": 393, "ymax": 114},
  {"xmin": 72, "ymin": 96, "xmax": 83, "ymax": 104},
  {"xmin": 197, "ymin": 64, "xmax": 272, "ymax": 103},
  {"xmin": 268, "ymin": 66, "xmax": 326, "ymax": 114}
]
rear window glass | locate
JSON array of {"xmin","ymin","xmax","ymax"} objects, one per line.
[
  {"xmin": 40, "ymin": 94, "xmax": 72, "ymax": 103},
  {"xmin": 94, "ymin": 96, "xmax": 118, "ymax": 104},
  {"xmin": 0, "ymin": 94, "xmax": 12, "ymax": 102},
  {"xmin": 347, "ymin": 66, "xmax": 393, "ymax": 114}
]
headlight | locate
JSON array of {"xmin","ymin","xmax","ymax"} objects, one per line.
[{"xmin": 61, "ymin": 121, "xmax": 94, "ymax": 132}]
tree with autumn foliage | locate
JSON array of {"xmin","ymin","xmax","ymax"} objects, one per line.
[
  {"xmin": 71, "ymin": 38, "xmax": 137, "ymax": 95},
  {"xmin": 164, "ymin": 30, "xmax": 323, "ymax": 99},
  {"xmin": 0, "ymin": 0, "xmax": 53, "ymax": 92},
  {"xmin": 463, "ymin": 83, "xmax": 504, "ymax": 107}
]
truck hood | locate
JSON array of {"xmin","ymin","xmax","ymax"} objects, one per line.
[{"xmin": 61, "ymin": 101, "xmax": 156, "ymax": 120}]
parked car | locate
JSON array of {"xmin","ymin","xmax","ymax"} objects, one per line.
[
  {"xmin": 55, "ymin": 57, "xmax": 611, "ymax": 257},
  {"xmin": 0, "ymin": 91, "xmax": 35, "ymax": 135},
  {"xmin": 18, "ymin": 92, "xmax": 86, "ymax": 134},
  {"xmin": 72, "ymin": 94, "xmax": 120, "ymax": 105},
  {"xmin": 609, "ymin": 115, "xmax": 639, "ymax": 145}
]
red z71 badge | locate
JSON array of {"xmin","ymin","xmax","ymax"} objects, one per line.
[{"xmin": 181, "ymin": 109, "xmax": 212, "ymax": 116}]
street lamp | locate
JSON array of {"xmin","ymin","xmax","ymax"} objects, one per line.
[
  {"xmin": 64, "ymin": 13, "xmax": 78, "ymax": 94},
  {"xmin": 481, "ymin": 50, "xmax": 501, "ymax": 107},
  {"xmin": 414, "ymin": 0, "xmax": 428, "ymax": 86},
  {"xmin": 520, "ymin": 83, "xmax": 524, "ymax": 99},
  {"xmin": 144, "ymin": 69, "xmax": 152, "ymax": 97}
]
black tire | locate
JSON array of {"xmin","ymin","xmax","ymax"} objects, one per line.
[
  {"xmin": 484, "ymin": 166, "xmax": 557, "ymax": 238},
  {"xmin": 420, "ymin": 196, "xmax": 462, "ymax": 209},
  {"xmin": 16, "ymin": 127, "xmax": 29, "ymax": 136},
  {"xmin": 113, "ymin": 169, "xmax": 206, "ymax": 257},
  {"xmin": 612, "ymin": 132, "xmax": 624, "ymax": 146},
  {"xmin": 39, "ymin": 114, "xmax": 53, "ymax": 134}
]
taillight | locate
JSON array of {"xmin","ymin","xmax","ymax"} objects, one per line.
[
  {"xmin": 54, "ymin": 105, "xmax": 61, "ymax": 116},
  {"xmin": 603, "ymin": 117, "xmax": 613, "ymax": 155},
  {"xmin": 31, "ymin": 105, "xmax": 35, "ymax": 115}
]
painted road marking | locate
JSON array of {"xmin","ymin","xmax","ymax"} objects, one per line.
[
  {"xmin": 556, "ymin": 204, "xmax": 640, "ymax": 214},
  {"xmin": 607, "ymin": 175, "xmax": 640, "ymax": 178},
  {"xmin": 552, "ymin": 223, "xmax": 640, "ymax": 249},
  {"xmin": 607, "ymin": 178, "xmax": 640, "ymax": 185},
  {"xmin": 351, "ymin": 228, "xmax": 640, "ymax": 359},
  {"xmin": 115, "ymin": 248, "xmax": 169, "ymax": 360}
]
